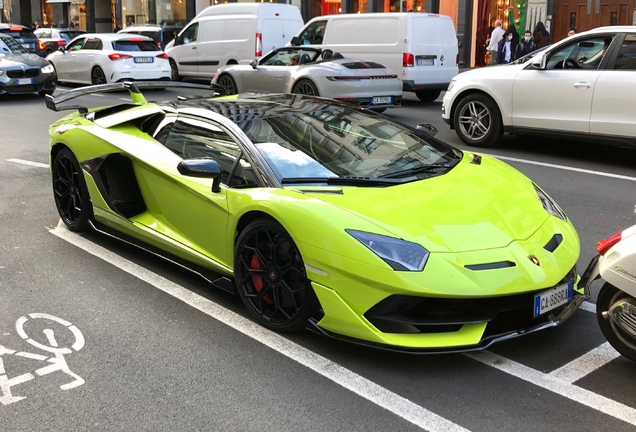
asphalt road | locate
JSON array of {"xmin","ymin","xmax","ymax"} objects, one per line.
[{"xmin": 1, "ymin": 86, "xmax": 635, "ymax": 432}]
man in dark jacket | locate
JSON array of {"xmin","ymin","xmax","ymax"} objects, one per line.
[
  {"xmin": 516, "ymin": 30, "xmax": 536, "ymax": 58},
  {"xmin": 497, "ymin": 25, "xmax": 519, "ymax": 64}
]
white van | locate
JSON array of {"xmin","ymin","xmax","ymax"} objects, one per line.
[
  {"xmin": 165, "ymin": 3, "xmax": 304, "ymax": 80},
  {"xmin": 291, "ymin": 13, "xmax": 458, "ymax": 102}
]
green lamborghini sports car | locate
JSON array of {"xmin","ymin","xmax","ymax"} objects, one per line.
[{"xmin": 47, "ymin": 82, "xmax": 585, "ymax": 353}]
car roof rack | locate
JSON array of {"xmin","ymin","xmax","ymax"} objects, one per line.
[{"xmin": 45, "ymin": 81, "xmax": 227, "ymax": 114}]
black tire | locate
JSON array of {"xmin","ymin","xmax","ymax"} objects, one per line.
[
  {"xmin": 292, "ymin": 79, "xmax": 320, "ymax": 96},
  {"xmin": 52, "ymin": 148, "xmax": 92, "ymax": 232},
  {"xmin": 169, "ymin": 59, "xmax": 182, "ymax": 82},
  {"xmin": 415, "ymin": 90, "xmax": 441, "ymax": 103},
  {"xmin": 91, "ymin": 66, "xmax": 107, "ymax": 85},
  {"xmin": 453, "ymin": 93, "xmax": 503, "ymax": 147},
  {"xmin": 217, "ymin": 74, "xmax": 237, "ymax": 95},
  {"xmin": 234, "ymin": 218, "xmax": 315, "ymax": 332},
  {"xmin": 597, "ymin": 283, "xmax": 636, "ymax": 363}
]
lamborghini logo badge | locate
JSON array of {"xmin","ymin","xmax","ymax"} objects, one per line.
[{"xmin": 529, "ymin": 256, "xmax": 540, "ymax": 266}]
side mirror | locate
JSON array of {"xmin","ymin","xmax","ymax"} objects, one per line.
[
  {"xmin": 416, "ymin": 123, "xmax": 438, "ymax": 137},
  {"xmin": 58, "ymin": 46, "xmax": 65, "ymax": 53},
  {"xmin": 177, "ymin": 159, "xmax": 222, "ymax": 193},
  {"xmin": 531, "ymin": 53, "xmax": 547, "ymax": 70},
  {"xmin": 290, "ymin": 36, "xmax": 300, "ymax": 46},
  {"xmin": 250, "ymin": 59, "xmax": 258, "ymax": 69}
]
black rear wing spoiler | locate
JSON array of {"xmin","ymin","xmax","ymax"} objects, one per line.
[{"xmin": 45, "ymin": 81, "xmax": 228, "ymax": 114}]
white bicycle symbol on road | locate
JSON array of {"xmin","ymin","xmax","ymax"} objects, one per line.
[{"xmin": 0, "ymin": 313, "xmax": 85, "ymax": 405}]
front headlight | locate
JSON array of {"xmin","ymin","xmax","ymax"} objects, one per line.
[
  {"xmin": 0, "ymin": 69, "xmax": 5, "ymax": 76},
  {"xmin": 346, "ymin": 230, "xmax": 429, "ymax": 271},
  {"xmin": 41, "ymin": 64, "xmax": 55, "ymax": 74},
  {"xmin": 446, "ymin": 80, "xmax": 456, "ymax": 92},
  {"xmin": 534, "ymin": 183, "xmax": 567, "ymax": 221}
]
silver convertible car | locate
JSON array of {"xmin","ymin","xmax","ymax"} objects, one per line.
[{"xmin": 211, "ymin": 47, "xmax": 403, "ymax": 112}]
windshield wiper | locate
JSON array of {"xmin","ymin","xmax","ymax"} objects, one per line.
[
  {"xmin": 281, "ymin": 177, "xmax": 403, "ymax": 186},
  {"xmin": 378, "ymin": 161, "xmax": 457, "ymax": 179}
]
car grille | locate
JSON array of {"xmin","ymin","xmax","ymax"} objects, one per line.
[
  {"xmin": 6, "ymin": 69, "xmax": 40, "ymax": 78},
  {"xmin": 364, "ymin": 266, "xmax": 578, "ymax": 334}
]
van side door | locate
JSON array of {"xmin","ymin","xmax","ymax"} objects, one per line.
[
  {"xmin": 170, "ymin": 22, "xmax": 199, "ymax": 76},
  {"xmin": 197, "ymin": 19, "xmax": 224, "ymax": 77}
]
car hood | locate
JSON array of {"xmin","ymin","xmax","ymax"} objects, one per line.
[
  {"xmin": 453, "ymin": 61, "xmax": 526, "ymax": 81},
  {"xmin": 295, "ymin": 154, "xmax": 550, "ymax": 253},
  {"xmin": 0, "ymin": 53, "xmax": 48, "ymax": 68}
]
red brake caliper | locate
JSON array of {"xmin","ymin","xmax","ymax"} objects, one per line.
[{"xmin": 250, "ymin": 253, "xmax": 273, "ymax": 304}]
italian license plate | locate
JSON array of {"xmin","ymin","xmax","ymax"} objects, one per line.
[
  {"xmin": 371, "ymin": 96, "xmax": 393, "ymax": 105},
  {"xmin": 17, "ymin": 78, "xmax": 33, "ymax": 85},
  {"xmin": 533, "ymin": 282, "xmax": 573, "ymax": 317},
  {"xmin": 416, "ymin": 58, "xmax": 434, "ymax": 66},
  {"xmin": 21, "ymin": 43, "xmax": 33, "ymax": 49},
  {"xmin": 134, "ymin": 57, "xmax": 154, "ymax": 63}
]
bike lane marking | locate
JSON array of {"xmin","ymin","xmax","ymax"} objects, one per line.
[
  {"xmin": 51, "ymin": 221, "xmax": 470, "ymax": 432},
  {"xmin": 6, "ymin": 159, "xmax": 49, "ymax": 169}
]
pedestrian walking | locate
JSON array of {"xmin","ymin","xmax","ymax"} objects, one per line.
[
  {"xmin": 486, "ymin": 20, "xmax": 505, "ymax": 65},
  {"xmin": 516, "ymin": 29, "xmax": 536, "ymax": 58},
  {"xmin": 533, "ymin": 21, "xmax": 550, "ymax": 49},
  {"xmin": 497, "ymin": 24, "xmax": 519, "ymax": 64}
]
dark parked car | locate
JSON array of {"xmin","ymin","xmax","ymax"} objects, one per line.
[
  {"xmin": 0, "ymin": 24, "xmax": 47, "ymax": 57},
  {"xmin": 117, "ymin": 25, "xmax": 182, "ymax": 49},
  {"xmin": 0, "ymin": 33, "xmax": 57, "ymax": 96},
  {"xmin": 34, "ymin": 28, "xmax": 86, "ymax": 54}
]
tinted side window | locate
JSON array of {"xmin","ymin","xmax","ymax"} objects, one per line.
[
  {"xmin": 66, "ymin": 37, "xmax": 85, "ymax": 51},
  {"xmin": 37, "ymin": 30, "xmax": 52, "ymax": 39},
  {"xmin": 179, "ymin": 23, "xmax": 198, "ymax": 45},
  {"xmin": 83, "ymin": 38, "xmax": 103, "ymax": 50},
  {"xmin": 230, "ymin": 154, "xmax": 259, "ymax": 188},
  {"xmin": 164, "ymin": 118, "xmax": 241, "ymax": 185},
  {"xmin": 613, "ymin": 35, "xmax": 636, "ymax": 70}
]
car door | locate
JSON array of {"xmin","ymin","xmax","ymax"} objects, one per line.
[
  {"xmin": 243, "ymin": 49, "xmax": 295, "ymax": 93},
  {"xmin": 141, "ymin": 115, "xmax": 252, "ymax": 267},
  {"xmin": 590, "ymin": 33, "xmax": 636, "ymax": 140},
  {"xmin": 53, "ymin": 36, "xmax": 85, "ymax": 81},
  {"xmin": 79, "ymin": 37, "xmax": 102, "ymax": 83},
  {"xmin": 511, "ymin": 34, "xmax": 616, "ymax": 134},
  {"xmin": 196, "ymin": 20, "xmax": 223, "ymax": 77},
  {"xmin": 169, "ymin": 22, "xmax": 199, "ymax": 76}
]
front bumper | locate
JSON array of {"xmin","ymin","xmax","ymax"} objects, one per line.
[
  {"xmin": 402, "ymin": 80, "xmax": 450, "ymax": 92},
  {"xmin": 0, "ymin": 74, "xmax": 56, "ymax": 95},
  {"xmin": 111, "ymin": 69, "xmax": 172, "ymax": 82}
]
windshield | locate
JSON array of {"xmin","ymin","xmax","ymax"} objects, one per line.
[
  {"xmin": 0, "ymin": 37, "xmax": 28, "ymax": 54},
  {"xmin": 243, "ymin": 105, "xmax": 461, "ymax": 183},
  {"xmin": 112, "ymin": 40, "xmax": 159, "ymax": 51}
]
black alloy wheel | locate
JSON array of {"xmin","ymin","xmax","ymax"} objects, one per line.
[
  {"xmin": 234, "ymin": 218, "xmax": 314, "ymax": 332},
  {"xmin": 453, "ymin": 93, "xmax": 503, "ymax": 147},
  {"xmin": 169, "ymin": 59, "xmax": 182, "ymax": 81},
  {"xmin": 292, "ymin": 79, "xmax": 319, "ymax": 96},
  {"xmin": 52, "ymin": 148, "xmax": 92, "ymax": 231},
  {"xmin": 597, "ymin": 282, "xmax": 636, "ymax": 363},
  {"xmin": 217, "ymin": 74, "xmax": 237, "ymax": 95},
  {"xmin": 91, "ymin": 66, "xmax": 107, "ymax": 85},
  {"xmin": 415, "ymin": 90, "xmax": 441, "ymax": 103}
]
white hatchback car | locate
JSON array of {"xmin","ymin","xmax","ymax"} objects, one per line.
[
  {"xmin": 442, "ymin": 26, "xmax": 636, "ymax": 148},
  {"xmin": 47, "ymin": 33, "xmax": 171, "ymax": 85}
]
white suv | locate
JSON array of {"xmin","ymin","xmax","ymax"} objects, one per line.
[{"xmin": 442, "ymin": 26, "xmax": 636, "ymax": 148}]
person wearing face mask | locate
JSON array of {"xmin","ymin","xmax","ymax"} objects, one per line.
[
  {"xmin": 516, "ymin": 30, "xmax": 536, "ymax": 58},
  {"xmin": 497, "ymin": 24, "xmax": 519, "ymax": 64}
]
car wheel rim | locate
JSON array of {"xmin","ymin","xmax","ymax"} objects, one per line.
[
  {"xmin": 295, "ymin": 82, "xmax": 316, "ymax": 95},
  {"xmin": 92, "ymin": 68, "xmax": 105, "ymax": 85},
  {"xmin": 53, "ymin": 154, "xmax": 84, "ymax": 226},
  {"xmin": 218, "ymin": 76, "xmax": 235, "ymax": 94},
  {"xmin": 458, "ymin": 101, "xmax": 491, "ymax": 141},
  {"xmin": 236, "ymin": 227, "xmax": 308, "ymax": 326}
]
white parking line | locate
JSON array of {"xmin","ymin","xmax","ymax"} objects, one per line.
[
  {"xmin": 549, "ymin": 342, "xmax": 621, "ymax": 384},
  {"xmin": 484, "ymin": 153, "xmax": 636, "ymax": 182},
  {"xmin": 50, "ymin": 222, "xmax": 470, "ymax": 432},
  {"xmin": 6, "ymin": 159, "xmax": 49, "ymax": 169},
  {"xmin": 465, "ymin": 350, "xmax": 636, "ymax": 426}
]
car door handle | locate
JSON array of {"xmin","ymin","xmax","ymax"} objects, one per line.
[
  {"xmin": 191, "ymin": 46, "xmax": 197, "ymax": 50},
  {"xmin": 574, "ymin": 82, "xmax": 591, "ymax": 89},
  {"xmin": 276, "ymin": 75, "xmax": 283, "ymax": 79}
]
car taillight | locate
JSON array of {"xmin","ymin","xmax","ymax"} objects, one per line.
[
  {"xmin": 403, "ymin": 53, "xmax": 414, "ymax": 67},
  {"xmin": 57, "ymin": 40, "xmax": 66, "ymax": 46},
  {"xmin": 108, "ymin": 53, "xmax": 133, "ymax": 61},
  {"xmin": 255, "ymin": 32, "xmax": 262, "ymax": 57},
  {"xmin": 38, "ymin": 40, "xmax": 46, "ymax": 50},
  {"xmin": 597, "ymin": 231, "xmax": 623, "ymax": 255},
  {"xmin": 156, "ymin": 53, "xmax": 168, "ymax": 59}
]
